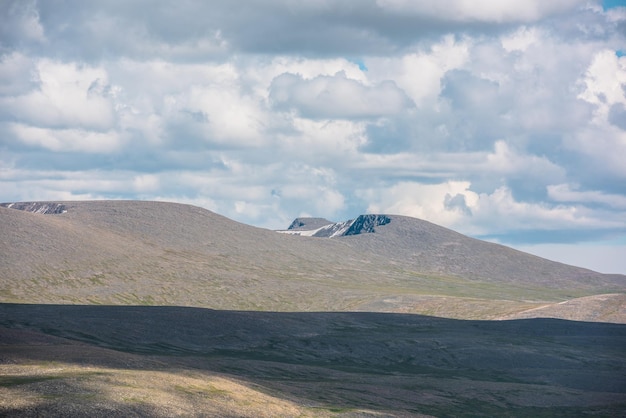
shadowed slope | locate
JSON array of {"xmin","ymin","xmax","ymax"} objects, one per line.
[{"xmin": 0, "ymin": 304, "xmax": 625, "ymax": 417}]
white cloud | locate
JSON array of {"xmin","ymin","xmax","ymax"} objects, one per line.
[
  {"xmin": 0, "ymin": 0, "xmax": 625, "ymax": 272},
  {"xmin": 485, "ymin": 141, "xmax": 565, "ymax": 180},
  {"xmin": 245, "ymin": 57, "xmax": 367, "ymax": 96},
  {"xmin": 501, "ymin": 26, "xmax": 541, "ymax": 52},
  {"xmin": 276, "ymin": 165, "xmax": 347, "ymax": 219},
  {"xmin": 270, "ymin": 72, "xmax": 413, "ymax": 119},
  {"xmin": 0, "ymin": 168, "xmax": 131, "ymax": 200},
  {"xmin": 361, "ymin": 181, "xmax": 477, "ymax": 228},
  {"xmin": 467, "ymin": 186, "xmax": 620, "ymax": 233},
  {"xmin": 106, "ymin": 59, "xmax": 270, "ymax": 147},
  {"xmin": 0, "ymin": 60, "xmax": 116, "ymax": 130},
  {"xmin": 366, "ymin": 35, "xmax": 470, "ymax": 106},
  {"xmin": 565, "ymin": 123, "xmax": 626, "ymax": 179},
  {"xmin": 185, "ymin": 84, "xmax": 266, "ymax": 145},
  {"xmin": 132, "ymin": 174, "xmax": 161, "ymax": 194},
  {"xmin": 548, "ymin": 184, "xmax": 626, "ymax": 209},
  {"xmin": 361, "ymin": 181, "xmax": 624, "ymax": 237},
  {"xmin": 9, "ymin": 123, "xmax": 123, "ymax": 153},
  {"xmin": 282, "ymin": 117, "xmax": 367, "ymax": 157},
  {"xmin": 577, "ymin": 49, "xmax": 626, "ymax": 122},
  {"xmin": 352, "ymin": 141, "xmax": 563, "ymax": 185}
]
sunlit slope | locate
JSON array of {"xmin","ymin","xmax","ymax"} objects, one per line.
[
  {"xmin": 336, "ymin": 214, "xmax": 624, "ymax": 290},
  {"xmin": 1, "ymin": 201, "xmax": 624, "ymax": 320}
]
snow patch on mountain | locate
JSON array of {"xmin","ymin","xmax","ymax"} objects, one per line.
[
  {"xmin": 287, "ymin": 218, "xmax": 334, "ymax": 231},
  {"xmin": 277, "ymin": 214, "xmax": 392, "ymax": 238},
  {"xmin": 1, "ymin": 202, "xmax": 67, "ymax": 214}
]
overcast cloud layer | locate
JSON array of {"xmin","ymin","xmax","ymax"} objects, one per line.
[{"xmin": 1, "ymin": 0, "xmax": 626, "ymax": 273}]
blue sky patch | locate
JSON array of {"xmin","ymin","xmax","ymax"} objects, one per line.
[{"xmin": 603, "ymin": 0, "xmax": 626, "ymax": 10}]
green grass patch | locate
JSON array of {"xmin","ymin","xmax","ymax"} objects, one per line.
[
  {"xmin": 122, "ymin": 396, "xmax": 148, "ymax": 403},
  {"xmin": 174, "ymin": 383, "xmax": 228, "ymax": 396},
  {"xmin": 0, "ymin": 375, "xmax": 63, "ymax": 387}
]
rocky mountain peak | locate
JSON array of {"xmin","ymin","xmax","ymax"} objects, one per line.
[
  {"xmin": 287, "ymin": 217, "xmax": 333, "ymax": 231},
  {"xmin": 344, "ymin": 214, "xmax": 391, "ymax": 236},
  {"xmin": 279, "ymin": 214, "xmax": 392, "ymax": 238}
]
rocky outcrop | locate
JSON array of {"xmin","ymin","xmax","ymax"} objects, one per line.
[
  {"xmin": 281, "ymin": 214, "xmax": 392, "ymax": 238},
  {"xmin": 0, "ymin": 202, "xmax": 67, "ymax": 214},
  {"xmin": 287, "ymin": 217, "xmax": 333, "ymax": 231},
  {"xmin": 343, "ymin": 215, "xmax": 391, "ymax": 236}
]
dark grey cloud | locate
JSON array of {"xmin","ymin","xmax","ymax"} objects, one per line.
[
  {"xmin": 2, "ymin": 0, "xmax": 601, "ymax": 61},
  {"xmin": 608, "ymin": 103, "xmax": 626, "ymax": 130},
  {"xmin": 444, "ymin": 192, "xmax": 471, "ymax": 215}
]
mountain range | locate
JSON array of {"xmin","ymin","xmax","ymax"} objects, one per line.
[
  {"xmin": 0, "ymin": 200, "xmax": 625, "ymax": 416},
  {"xmin": 3, "ymin": 200, "xmax": 622, "ymax": 320}
]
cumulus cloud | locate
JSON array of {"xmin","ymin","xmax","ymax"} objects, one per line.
[
  {"xmin": 362, "ymin": 180, "xmax": 625, "ymax": 240},
  {"xmin": 484, "ymin": 141, "xmax": 564, "ymax": 180},
  {"xmin": 0, "ymin": 60, "xmax": 116, "ymax": 130},
  {"xmin": 366, "ymin": 35, "xmax": 470, "ymax": 106},
  {"xmin": 362, "ymin": 181, "xmax": 477, "ymax": 228},
  {"xmin": 9, "ymin": 124, "xmax": 123, "ymax": 153},
  {"xmin": 468, "ymin": 186, "xmax": 624, "ymax": 233},
  {"xmin": 501, "ymin": 26, "xmax": 541, "ymax": 52},
  {"xmin": 548, "ymin": 183, "xmax": 626, "ymax": 209},
  {"xmin": 270, "ymin": 72, "xmax": 413, "ymax": 119},
  {"xmin": 1, "ymin": 0, "xmax": 626, "ymax": 271},
  {"xmin": 577, "ymin": 49, "xmax": 626, "ymax": 121}
]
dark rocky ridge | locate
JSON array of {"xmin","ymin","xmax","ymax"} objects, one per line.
[{"xmin": 344, "ymin": 214, "xmax": 391, "ymax": 235}]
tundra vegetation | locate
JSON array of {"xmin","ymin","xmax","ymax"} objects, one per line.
[{"xmin": 1, "ymin": 201, "xmax": 624, "ymax": 416}]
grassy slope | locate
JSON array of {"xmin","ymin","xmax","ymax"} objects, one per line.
[
  {"xmin": 1, "ymin": 201, "xmax": 624, "ymax": 321},
  {"xmin": 1, "ymin": 201, "xmax": 625, "ymax": 416}
]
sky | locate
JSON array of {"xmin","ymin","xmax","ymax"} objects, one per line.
[{"xmin": 1, "ymin": 0, "xmax": 626, "ymax": 274}]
